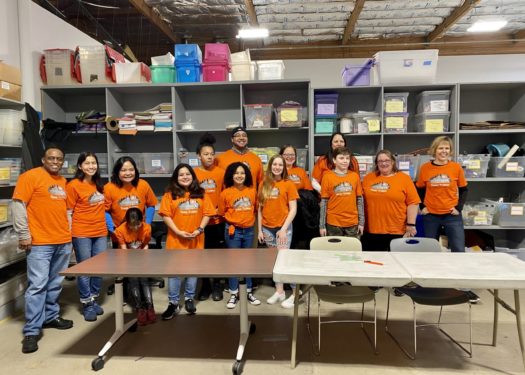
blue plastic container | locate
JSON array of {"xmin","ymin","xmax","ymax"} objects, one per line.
[
  {"xmin": 175, "ymin": 44, "xmax": 202, "ymax": 64},
  {"xmin": 176, "ymin": 63, "xmax": 201, "ymax": 83}
]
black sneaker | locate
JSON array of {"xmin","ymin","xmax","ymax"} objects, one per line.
[
  {"xmin": 21, "ymin": 335, "xmax": 39, "ymax": 353},
  {"xmin": 466, "ymin": 291, "xmax": 480, "ymax": 304},
  {"xmin": 184, "ymin": 299, "xmax": 197, "ymax": 314},
  {"xmin": 42, "ymin": 317, "xmax": 73, "ymax": 330},
  {"xmin": 197, "ymin": 291, "xmax": 210, "ymax": 301},
  {"xmin": 161, "ymin": 303, "xmax": 180, "ymax": 320},
  {"xmin": 211, "ymin": 287, "xmax": 223, "ymax": 301}
]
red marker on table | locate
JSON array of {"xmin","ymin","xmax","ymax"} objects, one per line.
[{"xmin": 364, "ymin": 260, "xmax": 383, "ymax": 266}]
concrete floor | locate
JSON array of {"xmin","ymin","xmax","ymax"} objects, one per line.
[{"xmin": 0, "ymin": 279, "xmax": 524, "ymax": 375}]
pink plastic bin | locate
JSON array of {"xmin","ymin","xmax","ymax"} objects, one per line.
[
  {"xmin": 203, "ymin": 63, "xmax": 229, "ymax": 82},
  {"xmin": 204, "ymin": 43, "xmax": 231, "ymax": 64}
]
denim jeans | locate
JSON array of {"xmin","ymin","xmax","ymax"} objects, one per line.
[
  {"xmin": 422, "ymin": 213, "xmax": 465, "ymax": 252},
  {"xmin": 72, "ymin": 236, "xmax": 107, "ymax": 303},
  {"xmin": 224, "ymin": 223, "xmax": 254, "ymax": 293},
  {"xmin": 24, "ymin": 243, "xmax": 72, "ymax": 335},
  {"xmin": 261, "ymin": 225, "xmax": 293, "ymax": 249},
  {"xmin": 168, "ymin": 276, "xmax": 197, "ymax": 304}
]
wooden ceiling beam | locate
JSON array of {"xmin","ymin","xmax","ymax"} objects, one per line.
[
  {"xmin": 342, "ymin": 0, "xmax": 365, "ymax": 45},
  {"xmin": 513, "ymin": 29, "xmax": 525, "ymax": 41},
  {"xmin": 427, "ymin": 0, "xmax": 481, "ymax": 42},
  {"xmin": 128, "ymin": 0, "xmax": 179, "ymax": 43},
  {"xmin": 244, "ymin": 0, "xmax": 259, "ymax": 27}
]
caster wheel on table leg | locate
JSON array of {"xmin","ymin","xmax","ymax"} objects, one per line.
[
  {"xmin": 92, "ymin": 356, "xmax": 104, "ymax": 371},
  {"xmin": 249, "ymin": 323, "xmax": 256, "ymax": 334},
  {"xmin": 232, "ymin": 360, "xmax": 243, "ymax": 375}
]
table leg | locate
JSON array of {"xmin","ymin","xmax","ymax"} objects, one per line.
[
  {"xmin": 290, "ymin": 283, "xmax": 301, "ymax": 369},
  {"xmin": 492, "ymin": 289, "xmax": 499, "ymax": 346},
  {"xmin": 514, "ymin": 290, "xmax": 525, "ymax": 370},
  {"xmin": 233, "ymin": 278, "xmax": 253, "ymax": 374}
]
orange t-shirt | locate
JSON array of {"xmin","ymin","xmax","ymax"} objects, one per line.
[
  {"xmin": 321, "ymin": 170, "xmax": 362, "ymax": 227},
  {"xmin": 218, "ymin": 186, "xmax": 257, "ymax": 228},
  {"xmin": 362, "ymin": 172, "xmax": 421, "ymax": 235},
  {"xmin": 259, "ymin": 179, "xmax": 299, "ymax": 228},
  {"xmin": 66, "ymin": 179, "xmax": 107, "ymax": 238},
  {"xmin": 104, "ymin": 179, "xmax": 158, "ymax": 226},
  {"xmin": 287, "ymin": 166, "xmax": 313, "ymax": 191},
  {"xmin": 114, "ymin": 222, "xmax": 151, "ymax": 249},
  {"xmin": 159, "ymin": 192, "xmax": 215, "ymax": 250},
  {"xmin": 416, "ymin": 161, "xmax": 467, "ymax": 214},
  {"xmin": 216, "ymin": 149, "xmax": 264, "ymax": 187},
  {"xmin": 12, "ymin": 167, "xmax": 70, "ymax": 245},
  {"xmin": 312, "ymin": 155, "xmax": 360, "ymax": 184},
  {"xmin": 195, "ymin": 165, "xmax": 224, "ymax": 225}
]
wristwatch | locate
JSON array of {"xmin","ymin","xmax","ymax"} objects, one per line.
[{"xmin": 197, "ymin": 227, "xmax": 204, "ymax": 234}]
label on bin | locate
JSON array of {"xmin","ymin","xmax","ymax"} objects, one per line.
[
  {"xmin": 0, "ymin": 168, "xmax": 10, "ymax": 181},
  {"xmin": 317, "ymin": 104, "xmax": 335, "ymax": 115},
  {"xmin": 385, "ymin": 117, "xmax": 404, "ymax": 129},
  {"xmin": 189, "ymin": 158, "xmax": 199, "ymax": 167},
  {"xmin": 474, "ymin": 212, "xmax": 488, "ymax": 225},
  {"xmin": 62, "ymin": 161, "xmax": 69, "ymax": 168},
  {"xmin": 385, "ymin": 101, "xmax": 404, "ymax": 113},
  {"xmin": 505, "ymin": 162, "xmax": 518, "ymax": 172},
  {"xmin": 280, "ymin": 109, "xmax": 298, "ymax": 122},
  {"xmin": 398, "ymin": 161, "xmax": 410, "ymax": 170},
  {"xmin": 0, "ymin": 206, "xmax": 7, "ymax": 222},
  {"xmin": 510, "ymin": 205, "xmax": 524, "ymax": 216},
  {"xmin": 430, "ymin": 100, "xmax": 448, "ymax": 112},
  {"xmin": 425, "ymin": 119, "xmax": 444, "ymax": 132},
  {"xmin": 1, "ymin": 81, "xmax": 9, "ymax": 90},
  {"xmin": 465, "ymin": 160, "xmax": 480, "ymax": 170},
  {"xmin": 152, "ymin": 159, "xmax": 161, "ymax": 167},
  {"xmin": 367, "ymin": 119, "xmax": 380, "ymax": 132}
]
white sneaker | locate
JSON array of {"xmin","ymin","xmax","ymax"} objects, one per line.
[
  {"xmin": 266, "ymin": 291, "xmax": 286, "ymax": 305},
  {"xmin": 226, "ymin": 294, "xmax": 238, "ymax": 309},
  {"xmin": 281, "ymin": 294, "xmax": 296, "ymax": 309},
  {"xmin": 247, "ymin": 292, "xmax": 261, "ymax": 306}
]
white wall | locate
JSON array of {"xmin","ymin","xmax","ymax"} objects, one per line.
[{"xmin": 0, "ymin": 0, "xmax": 21, "ymax": 67}]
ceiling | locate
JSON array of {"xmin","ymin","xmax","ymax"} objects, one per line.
[{"xmin": 35, "ymin": 0, "xmax": 525, "ymax": 63}]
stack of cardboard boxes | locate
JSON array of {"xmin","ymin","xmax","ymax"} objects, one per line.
[{"xmin": 0, "ymin": 62, "xmax": 21, "ymax": 102}]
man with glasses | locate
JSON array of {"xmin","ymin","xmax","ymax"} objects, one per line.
[
  {"xmin": 13, "ymin": 146, "xmax": 73, "ymax": 354},
  {"xmin": 216, "ymin": 126, "xmax": 263, "ymax": 187}
]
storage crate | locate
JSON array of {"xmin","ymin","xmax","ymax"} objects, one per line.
[
  {"xmin": 296, "ymin": 148, "xmax": 308, "ymax": 169},
  {"xmin": 488, "ymin": 156, "xmax": 525, "ymax": 178},
  {"xmin": 384, "ymin": 113, "xmax": 408, "ymax": 133},
  {"xmin": 0, "ymin": 200, "xmax": 11, "ymax": 224},
  {"xmin": 355, "ymin": 155, "xmax": 374, "ymax": 179},
  {"xmin": 314, "ymin": 93, "xmax": 339, "ymax": 116},
  {"xmin": 143, "ymin": 153, "xmax": 174, "ymax": 174},
  {"xmin": 457, "ymin": 154, "xmax": 491, "ymax": 178},
  {"xmin": 276, "ymin": 105, "xmax": 303, "ymax": 128},
  {"xmin": 342, "ymin": 60, "xmax": 372, "ymax": 86},
  {"xmin": 231, "ymin": 62, "xmax": 256, "ymax": 81},
  {"xmin": 352, "ymin": 112, "xmax": 381, "ymax": 134},
  {"xmin": 151, "ymin": 65, "xmax": 176, "ymax": 83},
  {"xmin": 256, "ymin": 60, "xmax": 285, "ymax": 80},
  {"xmin": 462, "ymin": 201, "xmax": 497, "ymax": 226},
  {"xmin": 494, "ymin": 240, "xmax": 525, "ymax": 261},
  {"xmin": 76, "ymin": 45, "xmax": 111, "ymax": 84},
  {"xmin": 0, "ymin": 109, "xmax": 23, "ymax": 145},
  {"xmin": 0, "ymin": 160, "xmax": 12, "ymax": 185},
  {"xmin": 43, "ymin": 49, "xmax": 76, "ymax": 85},
  {"xmin": 417, "ymin": 90, "xmax": 451, "ymax": 113},
  {"xmin": 204, "ymin": 43, "xmax": 231, "ymax": 64},
  {"xmin": 396, "ymin": 154, "xmax": 419, "ymax": 180},
  {"xmin": 61, "ymin": 153, "xmax": 80, "ymax": 175},
  {"xmin": 0, "ymin": 158, "xmax": 21, "ymax": 184},
  {"xmin": 176, "ymin": 63, "xmax": 201, "ymax": 83},
  {"xmin": 493, "ymin": 202, "xmax": 525, "ymax": 227},
  {"xmin": 0, "ymin": 269, "xmax": 27, "ymax": 308},
  {"xmin": 384, "ymin": 92, "xmax": 409, "ymax": 113},
  {"xmin": 415, "ymin": 111, "xmax": 450, "ymax": 133},
  {"xmin": 175, "ymin": 44, "xmax": 202, "ymax": 63},
  {"xmin": 315, "ymin": 116, "xmax": 337, "ymax": 134},
  {"xmin": 244, "ymin": 104, "xmax": 273, "ymax": 129},
  {"xmin": 115, "ymin": 153, "xmax": 145, "ymax": 174},
  {"xmin": 202, "ymin": 62, "xmax": 229, "ymax": 82},
  {"xmin": 0, "ymin": 228, "xmax": 22, "ymax": 268},
  {"xmin": 178, "ymin": 151, "xmax": 201, "ymax": 167},
  {"xmin": 231, "ymin": 50, "xmax": 251, "ymax": 63},
  {"xmin": 114, "ymin": 63, "xmax": 151, "ymax": 83},
  {"xmin": 374, "ymin": 49, "xmax": 439, "ymax": 85}
]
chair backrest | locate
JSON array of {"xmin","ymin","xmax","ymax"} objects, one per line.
[
  {"xmin": 310, "ymin": 236, "xmax": 362, "ymax": 252},
  {"xmin": 390, "ymin": 237, "xmax": 441, "ymax": 253}
]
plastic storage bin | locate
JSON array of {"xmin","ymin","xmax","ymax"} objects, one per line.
[
  {"xmin": 231, "ymin": 50, "xmax": 251, "ymax": 63},
  {"xmin": 175, "ymin": 44, "xmax": 202, "ymax": 63},
  {"xmin": 462, "ymin": 201, "xmax": 497, "ymax": 226},
  {"xmin": 384, "ymin": 113, "xmax": 408, "ymax": 133},
  {"xmin": 494, "ymin": 240, "xmax": 525, "ymax": 261},
  {"xmin": 355, "ymin": 155, "xmax": 374, "ymax": 178},
  {"xmin": 296, "ymin": 148, "xmax": 308, "ymax": 169},
  {"xmin": 396, "ymin": 154, "xmax": 419, "ymax": 180},
  {"xmin": 0, "ymin": 200, "xmax": 11, "ymax": 224},
  {"xmin": 0, "ymin": 109, "xmax": 23, "ymax": 145},
  {"xmin": 352, "ymin": 112, "xmax": 381, "ymax": 134},
  {"xmin": 114, "ymin": 63, "xmax": 150, "ymax": 83},
  {"xmin": 76, "ymin": 45, "xmax": 111, "ymax": 84},
  {"xmin": 97, "ymin": 153, "xmax": 108, "ymax": 174},
  {"xmin": 61, "ymin": 153, "xmax": 80, "ymax": 175},
  {"xmin": 176, "ymin": 63, "xmax": 201, "ymax": 83},
  {"xmin": 0, "ymin": 228, "xmax": 22, "ymax": 267},
  {"xmin": 115, "ymin": 153, "xmax": 145, "ymax": 174},
  {"xmin": 415, "ymin": 111, "xmax": 450, "ymax": 133},
  {"xmin": 384, "ymin": 92, "xmax": 409, "ymax": 113},
  {"xmin": 342, "ymin": 60, "xmax": 373, "ymax": 86},
  {"xmin": 417, "ymin": 90, "xmax": 451, "ymax": 113},
  {"xmin": 151, "ymin": 65, "xmax": 176, "ymax": 83},
  {"xmin": 457, "ymin": 154, "xmax": 491, "ymax": 178},
  {"xmin": 314, "ymin": 93, "xmax": 339, "ymax": 116},
  {"xmin": 276, "ymin": 104, "xmax": 303, "ymax": 128},
  {"xmin": 43, "ymin": 49, "xmax": 76, "ymax": 85},
  {"xmin": 202, "ymin": 62, "xmax": 229, "ymax": 82},
  {"xmin": 488, "ymin": 157, "xmax": 525, "ymax": 178},
  {"xmin": 0, "ymin": 160, "xmax": 12, "ymax": 185},
  {"xmin": 256, "ymin": 60, "xmax": 285, "ymax": 80},
  {"xmin": 178, "ymin": 151, "xmax": 201, "ymax": 167},
  {"xmin": 0, "ymin": 266, "xmax": 27, "ymax": 308},
  {"xmin": 315, "ymin": 116, "xmax": 337, "ymax": 134},
  {"xmin": 374, "ymin": 49, "xmax": 439, "ymax": 85},
  {"xmin": 143, "ymin": 153, "xmax": 174, "ymax": 174},
  {"xmin": 244, "ymin": 104, "xmax": 273, "ymax": 129},
  {"xmin": 493, "ymin": 202, "xmax": 525, "ymax": 227},
  {"xmin": 204, "ymin": 43, "xmax": 231, "ymax": 64},
  {"xmin": 231, "ymin": 62, "xmax": 256, "ymax": 81}
]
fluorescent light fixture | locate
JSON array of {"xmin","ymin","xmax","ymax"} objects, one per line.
[
  {"xmin": 236, "ymin": 28, "xmax": 269, "ymax": 39},
  {"xmin": 467, "ymin": 20, "xmax": 508, "ymax": 32}
]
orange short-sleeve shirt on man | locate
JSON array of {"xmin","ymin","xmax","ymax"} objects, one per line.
[
  {"xmin": 195, "ymin": 165, "xmax": 224, "ymax": 225},
  {"xmin": 416, "ymin": 161, "xmax": 467, "ymax": 215},
  {"xmin": 216, "ymin": 149, "xmax": 264, "ymax": 187},
  {"xmin": 321, "ymin": 170, "xmax": 362, "ymax": 227},
  {"xmin": 104, "ymin": 179, "xmax": 158, "ymax": 226},
  {"xmin": 218, "ymin": 186, "xmax": 257, "ymax": 228},
  {"xmin": 12, "ymin": 167, "xmax": 71, "ymax": 245},
  {"xmin": 362, "ymin": 172, "xmax": 421, "ymax": 235},
  {"xmin": 287, "ymin": 166, "xmax": 313, "ymax": 191},
  {"xmin": 312, "ymin": 155, "xmax": 360, "ymax": 184},
  {"xmin": 114, "ymin": 222, "xmax": 151, "ymax": 249},
  {"xmin": 259, "ymin": 179, "xmax": 299, "ymax": 228},
  {"xmin": 66, "ymin": 179, "xmax": 107, "ymax": 238},
  {"xmin": 159, "ymin": 192, "xmax": 215, "ymax": 250}
]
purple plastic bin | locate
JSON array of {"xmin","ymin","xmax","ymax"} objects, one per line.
[
  {"xmin": 342, "ymin": 60, "xmax": 373, "ymax": 86},
  {"xmin": 315, "ymin": 93, "xmax": 339, "ymax": 116}
]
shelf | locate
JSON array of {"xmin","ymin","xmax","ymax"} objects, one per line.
[
  {"xmin": 0, "ymin": 144, "xmax": 21, "ymax": 148},
  {"xmin": 467, "ymin": 177, "xmax": 525, "ymax": 182},
  {"xmin": 464, "ymin": 225, "xmax": 524, "ymax": 230},
  {"xmin": 459, "ymin": 129, "xmax": 525, "ymax": 134},
  {"xmin": 0, "ymin": 254, "xmax": 26, "ymax": 269},
  {"xmin": 0, "ymin": 97, "xmax": 24, "ymax": 109},
  {"xmin": 384, "ymin": 132, "xmax": 455, "ymax": 136},
  {"xmin": 0, "ymin": 184, "xmax": 15, "ymax": 188},
  {"xmin": 141, "ymin": 174, "xmax": 172, "ymax": 178},
  {"xmin": 0, "ymin": 222, "xmax": 12, "ymax": 229},
  {"xmin": 314, "ymin": 133, "xmax": 380, "ymax": 137}
]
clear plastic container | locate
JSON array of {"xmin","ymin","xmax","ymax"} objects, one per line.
[
  {"xmin": 150, "ymin": 65, "xmax": 176, "ymax": 83},
  {"xmin": 256, "ymin": 60, "xmax": 285, "ymax": 80},
  {"xmin": 355, "ymin": 155, "xmax": 374, "ymax": 179},
  {"xmin": 352, "ymin": 112, "xmax": 381, "ymax": 134},
  {"xmin": 384, "ymin": 113, "xmax": 408, "ymax": 133},
  {"xmin": 488, "ymin": 156, "xmax": 525, "ymax": 178},
  {"xmin": 44, "ymin": 49, "xmax": 76, "ymax": 85},
  {"xmin": 276, "ymin": 105, "xmax": 303, "ymax": 128},
  {"xmin": 493, "ymin": 202, "xmax": 525, "ymax": 227},
  {"xmin": 114, "ymin": 63, "xmax": 149, "ymax": 83},
  {"xmin": 416, "ymin": 90, "xmax": 451, "ymax": 113},
  {"xmin": 374, "ymin": 49, "xmax": 439, "ymax": 85},
  {"xmin": 115, "ymin": 153, "xmax": 145, "ymax": 174},
  {"xmin": 384, "ymin": 92, "xmax": 409, "ymax": 113},
  {"xmin": 143, "ymin": 153, "xmax": 174, "ymax": 174},
  {"xmin": 97, "ymin": 153, "xmax": 108, "ymax": 174},
  {"xmin": 61, "ymin": 153, "xmax": 80, "ymax": 175},
  {"xmin": 0, "ymin": 227, "xmax": 22, "ymax": 267},
  {"xmin": 462, "ymin": 201, "xmax": 497, "ymax": 226},
  {"xmin": 0, "ymin": 109, "xmax": 23, "ymax": 145},
  {"xmin": 231, "ymin": 62, "xmax": 256, "ymax": 81},
  {"xmin": 178, "ymin": 151, "xmax": 201, "ymax": 168},
  {"xmin": 314, "ymin": 93, "xmax": 339, "ymax": 116},
  {"xmin": 0, "ymin": 200, "xmax": 11, "ymax": 224},
  {"xmin": 77, "ymin": 46, "xmax": 110, "ymax": 84},
  {"xmin": 0, "ymin": 160, "xmax": 12, "ymax": 185},
  {"xmin": 457, "ymin": 154, "xmax": 491, "ymax": 178},
  {"xmin": 396, "ymin": 154, "xmax": 419, "ymax": 180},
  {"xmin": 415, "ymin": 111, "xmax": 450, "ymax": 133},
  {"xmin": 296, "ymin": 148, "xmax": 308, "ymax": 169},
  {"xmin": 494, "ymin": 239, "xmax": 525, "ymax": 261},
  {"xmin": 315, "ymin": 116, "xmax": 337, "ymax": 134},
  {"xmin": 342, "ymin": 63, "xmax": 371, "ymax": 86},
  {"xmin": 231, "ymin": 50, "xmax": 251, "ymax": 63},
  {"xmin": 244, "ymin": 104, "xmax": 273, "ymax": 129}
]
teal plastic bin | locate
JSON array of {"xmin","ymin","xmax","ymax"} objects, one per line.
[{"xmin": 151, "ymin": 65, "xmax": 176, "ymax": 83}]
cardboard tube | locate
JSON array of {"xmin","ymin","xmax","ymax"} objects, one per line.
[{"xmin": 106, "ymin": 117, "xmax": 119, "ymax": 132}]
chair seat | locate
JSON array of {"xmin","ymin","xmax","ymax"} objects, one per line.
[
  {"xmin": 315, "ymin": 285, "xmax": 375, "ymax": 304},
  {"xmin": 396, "ymin": 287, "xmax": 470, "ymax": 306}
]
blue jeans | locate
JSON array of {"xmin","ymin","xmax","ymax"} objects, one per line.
[
  {"xmin": 24, "ymin": 243, "xmax": 72, "ymax": 335},
  {"xmin": 224, "ymin": 224, "xmax": 254, "ymax": 293},
  {"xmin": 72, "ymin": 236, "xmax": 107, "ymax": 303},
  {"xmin": 422, "ymin": 214, "xmax": 465, "ymax": 252},
  {"xmin": 168, "ymin": 276, "xmax": 197, "ymax": 304},
  {"xmin": 261, "ymin": 225, "xmax": 293, "ymax": 249}
]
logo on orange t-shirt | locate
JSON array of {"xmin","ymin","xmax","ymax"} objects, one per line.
[
  {"xmin": 429, "ymin": 174, "xmax": 451, "ymax": 187},
  {"xmin": 288, "ymin": 174, "xmax": 300, "ymax": 184},
  {"xmin": 233, "ymin": 196, "xmax": 253, "ymax": 211},
  {"xmin": 370, "ymin": 182, "xmax": 390, "ymax": 193},
  {"xmin": 333, "ymin": 182, "xmax": 353, "ymax": 195},
  {"xmin": 269, "ymin": 187, "xmax": 280, "ymax": 199},
  {"xmin": 200, "ymin": 178, "xmax": 217, "ymax": 191},
  {"xmin": 49, "ymin": 185, "xmax": 66, "ymax": 200},
  {"xmin": 118, "ymin": 195, "xmax": 140, "ymax": 210},
  {"xmin": 88, "ymin": 191, "xmax": 105, "ymax": 206},
  {"xmin": 178, "ymin": 199, "xmax": 200, "ymax": 215}
]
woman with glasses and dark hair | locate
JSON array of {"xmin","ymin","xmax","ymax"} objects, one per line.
[
  {"xmin": 66, "ymin": 152, "xmax": 107, "ymax": 321},
  {"xmin": 361, "ymin": 150, "xmax": 420, "ymax": 251}
]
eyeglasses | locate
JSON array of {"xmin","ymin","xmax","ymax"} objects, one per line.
[
  {"xmin": 282, "ymin": 153, "xmax": 295, "ymax": 157},
  {"xmin": 45, "ymin": 156, "xmax": 64, "ymax": 162},
  {"xmin": 377, "ymin": 160, "xmax": 392, "ymax": 164},
  {"xmin": 233, "ymin": 134, "xmax": 247, "ymax": 138}
]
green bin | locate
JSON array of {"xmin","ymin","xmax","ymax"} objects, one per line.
[{"xmin": 151, "ymin": 65, "xmax": 176, "ymax": 83}]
